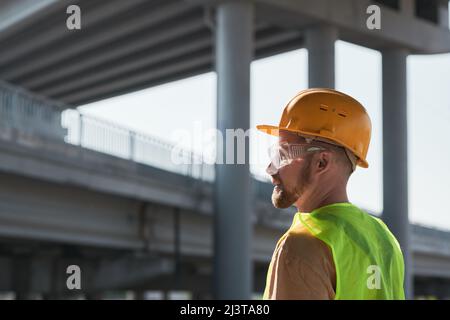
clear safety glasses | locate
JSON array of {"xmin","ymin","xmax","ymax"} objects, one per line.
[{"xmin": 266, "ymin": 142, "xmax": 327, "ymax": 175}]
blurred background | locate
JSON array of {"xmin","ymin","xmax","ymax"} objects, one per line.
[{"xmin": 0, "ymin": 0, "xmax": 449, "ymax": 299}]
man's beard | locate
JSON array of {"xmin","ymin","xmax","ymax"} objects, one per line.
[
  {"xmin": 271, "ymin": 183, "xmax": 299, "ymax": 209},
  {"xmin": 271, "ymin": 160, "xmax": 312, "ymax": 209}
]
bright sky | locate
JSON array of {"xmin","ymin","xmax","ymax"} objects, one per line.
[{"xmin": 78, "ymin": 40, "xmax": 450, "ymax": 231}]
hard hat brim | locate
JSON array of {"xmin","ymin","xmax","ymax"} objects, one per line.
[{"xmin": 256, "ymin": 124, "xmax": 369, "ymax": 168}]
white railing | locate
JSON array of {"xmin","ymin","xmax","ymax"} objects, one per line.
[
  {"xmin": 0, "ymin": 81, "xmax": 270, "ymax": 183},
  {"xmin": 0, "ymin": 80, "xmax": 66, "ymax": 139},
  {"xmin": 61, "ymin": 109, "xmax": 215, "ymax": 181}
]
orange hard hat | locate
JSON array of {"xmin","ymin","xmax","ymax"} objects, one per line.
[{"xmin": 256, "ymin": 88, "xmax": 372, "ymax": 168}]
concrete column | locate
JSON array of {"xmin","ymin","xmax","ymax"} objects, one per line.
[
  {"xmin": 382, "ymin": 49, "xmax": 413, "ymax": 299},
  {"xmin": 214, "ymin": 0, "xmax": 253, "ymax": 300},
  {"xmin": 305, "ymin": 25, "xmax": 337, "ymax": 88}
]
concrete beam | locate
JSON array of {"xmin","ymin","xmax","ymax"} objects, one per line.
[
  {"xmin": 23, "ymin": 16, "xmax": 207, "ymax": 90},
  {"xmin": 0, "ymin": 126, "xmax": 214, "ymax": 214},
  {"xmin": 0, "ymin": 0, "xmax": 70, "ymax": 40},
  {"xmin": 54, "ymin": 27, "xmax": 301, "ymax": 105},
  {"xmin": 191, "ymin": 0, "xmax": 450, "ymax": 53},
  {"xmin": 58, "ymin": 50, "xmax": 212, "ymax": 105},
  {"xmin": 0, "ymin": 0, "xmax": 149, "ymax": 66},
  {"xmin": 40, "ymin": 32, "xmax": 212, "ymax": 97},
  {"xmin": 0, "ymin": 0, "xmax": 196, "ymax": 80},
  {"xmin": 255, "ymin": 0, "xmax": 450, "ymax": 53},
  {"xmin": 37, "ymin": 27, "xmax": 300, "ymax": 98}
]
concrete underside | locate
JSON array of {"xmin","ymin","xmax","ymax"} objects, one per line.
[{"xmin": 0, "ymin": 0, "xmax": 448, "ymax": 107}]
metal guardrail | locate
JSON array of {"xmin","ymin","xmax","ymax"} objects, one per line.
[
  {"xmin": 62, "ymin": 109, "xmax": 272, "ymax": 183},
  {"xmin": 0, "ymin": 80, "xmax": 66, "ymax": 139},
  {"xmin": 0, "ymin": 81, "xmax": 216, "ymax": 181},
  {"xmin": 0, "ymin": 81, "xmax": 270, "ymax": 183},
  {"xmin": 61, "ymin": 109, "xmax": 216, "ymax": 182}
]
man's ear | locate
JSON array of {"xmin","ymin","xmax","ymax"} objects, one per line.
[{"xmin": 317, "ymin": 152, "xmax": 331, "ymax": 172}]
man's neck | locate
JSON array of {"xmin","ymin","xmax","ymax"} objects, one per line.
[{"xmin": 295, "ymin": 186, "xmax": 349, "ymax": 213}]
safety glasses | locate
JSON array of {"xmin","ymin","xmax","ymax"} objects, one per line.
[{"xmin": 266, "ymin": 142, "xmax": 327, "ymax": 175}]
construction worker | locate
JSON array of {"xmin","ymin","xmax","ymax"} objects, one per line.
[{"xmin": 257, "ymin": 88, "xmax": 405, "ymax": 300}]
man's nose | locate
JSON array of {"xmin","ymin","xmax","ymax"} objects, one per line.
[{"xmin": 266, "ymin": 162, "xmax": 278, "ymax": 176}]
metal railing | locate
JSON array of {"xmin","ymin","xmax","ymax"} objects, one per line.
[
  {"xmin": 0, "ymin": 81, "xmax": 269, "ymax": 183},
  {"xmin": 62, "ymin": 109, "xmax": 215, "ymax": 181},
  {"xmin": 0, "ymin": 80, "xmax": 66, "ymax": 139}
]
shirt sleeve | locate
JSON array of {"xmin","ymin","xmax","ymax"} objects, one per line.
[{"xmin": 266, "ymin": 230, "xmax": 336, "ymax": 300}]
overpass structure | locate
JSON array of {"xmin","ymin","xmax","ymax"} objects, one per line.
[
  {"xmin": 0, "ymin": 0, "xmax": 450, "ymax": 299},
  {"xmin": 0, "ymin": 82, "xmax": 449, "ymax": 299}
]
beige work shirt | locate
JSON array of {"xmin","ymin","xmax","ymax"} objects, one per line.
[{"xmin": 263, "ymin": 218, "xmax": 337, "ymax": 300}]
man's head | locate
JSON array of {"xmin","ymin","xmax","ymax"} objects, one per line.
[
  {"xmin": 268, "ymin": 130, "xmax": 354, "ymax": 209},
  {"xmin": 256, "ymin": 88, "xmax": 372, "ymax": 209}
]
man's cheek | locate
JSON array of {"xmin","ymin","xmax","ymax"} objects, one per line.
[{"xmin": 279, "ymin": 170, "xmax": 293, "ymax": 189}]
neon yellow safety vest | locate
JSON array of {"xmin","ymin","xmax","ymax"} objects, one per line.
[{"xmin": 264, "ymin": 202, "xmax": 405, "ymax": 300}]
